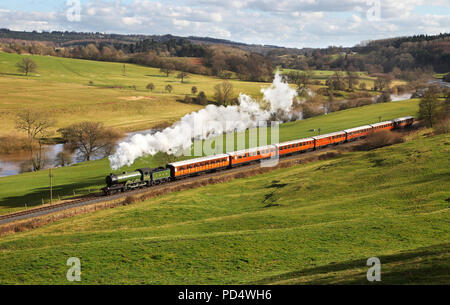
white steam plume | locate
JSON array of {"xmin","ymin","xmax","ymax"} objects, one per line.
[{"xmin": 109, "ymin": 72, "xmax": 299, "ymax": 170}]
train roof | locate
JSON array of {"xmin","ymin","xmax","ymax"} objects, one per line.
[
  {"xmin": 275, "ymin": 138, "xmax": 315, "ymax": 147},
  {"xmin": 168, "ymin": 154, "xmax": 229, "ymax": 167},
  {"xmin": 343, "ymin": 125, "xmax": 372, "ymax": 133},
  {"xmin": 312, "ymin": 131, "xmax": 346, "ymax": 140},
  {"xmin": 393, "ymin": 116, "xmax": 414, "ymax": 122},
  {"xmin": 370, "ymin": 120, "xmax": 394, "ymax": 128},
  {"xmin": 227, "ymin": 145, "xmax": 276, "ymax": 156}
]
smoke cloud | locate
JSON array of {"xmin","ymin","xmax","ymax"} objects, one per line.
[{"xmin": 109, "ymin": 72, "xmax": 300, "ymax": 169}]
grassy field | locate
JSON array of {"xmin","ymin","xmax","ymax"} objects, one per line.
[
  {"xmin": 0, "ymin": 132, "xmax": 448, "ymax": 284},
  {"xmin": 0, "ymin": 52, "xmax": 268, "ymax": 135},
  {"xmin": 0, "ymin": 98, "xmax": 420, "ymax": 214},
  {"xmin": 279, "ymin": 68, "xmax": 408, "ymax": 91}
]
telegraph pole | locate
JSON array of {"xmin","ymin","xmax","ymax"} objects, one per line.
[{"xmin": 49, "ymin": 168, "xmax": 53, "ymax": 204}]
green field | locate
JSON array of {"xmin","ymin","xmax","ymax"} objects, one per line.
[
  {"xmin": 0, "ymin": 132, "xmax": 448, "ymax": 284},
  {"xmin": 279, "ymin": 68, "xmax": 408, "ymax": 92},
  {"xmin": 0, "ymin": 98, "xmax": 420, "ymax": 214},
  {"xmin": 0, "ymin": 52, "xmax": 268, "ymax": 135}
]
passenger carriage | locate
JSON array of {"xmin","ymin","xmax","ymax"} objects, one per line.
[
  {"xmin": 167, "ymin": 154, "xmax": 230, "ymax": 178},
  {"xmin": 393, "ymin": 116, "xmax": 414, "ymax": 128},
  {"xmin": 275, "ymin": 138, "xmax": 315, "ymax": 156},
  {"xmin": 228, "ymin": 145, "xmax": 277, "ymax": 167},
  {"xmin": 313, "ymin": 131, "xmax": 347, "ymax": 149},
  {"xmin": 370, "ymin": 121, "xmax": 395, "ymax": 132},
  {"xmin": 344, "ymin": 125, "xmax": 372, "ymax": 141}
]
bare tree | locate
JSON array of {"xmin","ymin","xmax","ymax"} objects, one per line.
[
  {"xmin": 374, "ymin": 74, "xmax": 393, "ymax": 92},
  {"xmin": 15, "ymin": 109, "xmax": 54, "ymax": 171},
  {"xmin": 59, "ymin": 122, "xmax": 123, "ymax": 161},
  {"xmin": 287, "ymin": 70, "xmax": 314, "ymax": 91},
  {"xmin": 346, "ymin": 69, "xmax": 359, "ymax": 90},
  {"xmin": 160, "ymin": 63, "xmax": 175, "ymax": 77},
  {"xmin": 214, "ymin": 81, "xmax": 236, "ymax": 105},
  {"xmin": 16, "ymin": 58, "xmax": 38, "ymax": 76},
  {"xmin": 177, "ymin": 72, "xmax": 189, "ymax": 83},
  {"xmin": 55, "ymin": 150, "xmax": 73, "ymax": 167}
]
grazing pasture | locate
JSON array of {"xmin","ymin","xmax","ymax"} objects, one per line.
[
  {"xmin": 0, "ymin": 52, "xmax": 267, "ymax": 136},
  {"xmin": 0, "ymin": 132, "xmax": 448, "ymax": 284}
]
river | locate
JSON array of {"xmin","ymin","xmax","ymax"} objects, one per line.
[{"xmin": 0, "ymin": 128, "xmax": 159, "ymax": 177}]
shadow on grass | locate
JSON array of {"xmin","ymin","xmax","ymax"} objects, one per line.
[
  {"xmin": 251, "ymin": 243, "xmax": 450, "ymax": 285},
  {"xmin": 145, "ymin": 74, "xmax": 167, "ymax": 78},
  {"xmin": 0, "ymin": 72, "xmax": 29, "ymax": 77},
  {"xmin": 0, "ymin": 175, "xmax": 105, "ymax": 210}
]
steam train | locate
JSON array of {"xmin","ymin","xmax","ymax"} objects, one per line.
[{"xmin": 102, "ymin": 116, "xmax": 414, "ymax": 195}]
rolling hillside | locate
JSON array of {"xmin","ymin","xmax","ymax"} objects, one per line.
[
  {"xmin": 0, "ymin": 132, "xmax": 448, "ymax": 284},
  {"xmin": 0, "ymin": 52, "xmax": 267, "ymax": 136}
]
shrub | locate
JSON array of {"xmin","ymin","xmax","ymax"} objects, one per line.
[
  {"xmin": 434, "ymin": 118, "xmax": 450, "ymax": 135},
  {"xmin": 360, "ymin": 130, "xmax": 404, "ymax": 150},
  {"xmin": 356, "ymin": 98, "xmax": 374, "ymax": 107},
  {"xmin": 302, "ymin": 103, "xmax": 325, "ymax": 119},
  {"xmin": 0, "ymin": 135, "xmax": 32, "ymax": 154},
  {"xmin": 123, "ymin": 195, "xmax": 139, "ymax": 205},
  {"xmin": 183, "ymin": 95, "xmax": 193, "ymax": 104},
  {"xmin": 376, "ymin": 92, "xmax": 391, "ymax": 103},
  {"xmin": 197, "ymin": 91, "xmax": 208, "ymax": 105}
]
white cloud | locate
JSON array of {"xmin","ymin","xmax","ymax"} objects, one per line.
[{"xmin": 0, "ymin": 0, "xmax": 448, "ymax": 47}]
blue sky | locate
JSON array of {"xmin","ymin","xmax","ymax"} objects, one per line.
[{"xmin": 0, "ymin": 0, "xmax": 449, "ymax": 48}]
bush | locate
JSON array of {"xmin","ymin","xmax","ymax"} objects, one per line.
[
  {"xmin": 183, "ymin": 95, "xmax": 193, "ymax": 104},
  {"xmin": 434, "ymin": 118, "xmax": 450, "ymax": 135},
  {"xmin": 376, "ymin": 92, "xmax": 391, "ymax": 103},
  {"xmin": 197, "ymin": 91, "xmax": 208, "ymax": 105},
  {"xmin": 123, "ymin": 195, "xmax": 139, "ymax": 205},
  {"xmin": 356, "ymin": 98, "xmax": 374, "ymax": 107},
  {"xmin": 302, "ymin": 103, "xmax": 324, "ymax": 119},
  {"xmin": 359, "ymin": 130, "xmax": 404, "ymax": 150},
  {"xmin": 0, "ymin": 135, "xmax": 32, "ymax": 154}
]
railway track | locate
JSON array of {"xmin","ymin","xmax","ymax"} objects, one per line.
[{"xmin": 0, "ymin": 136, "xmax": 390, "ymax": 226}]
